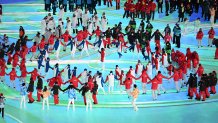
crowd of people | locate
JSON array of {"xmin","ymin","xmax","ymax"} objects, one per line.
[{"xmin": 0, "ymin": 0, "xmax": 218, "ymax": 115}]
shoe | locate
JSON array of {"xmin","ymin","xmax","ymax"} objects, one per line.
[
  {"xmin": 36, "ymin": 100, "xmax": 40, "ymax": 102},
  {"xmin": 164, "ymin": 91, "xmax": 166, "ymax": 94},
  {"xmin": 176, "ymin": 91, "xmax": 179, "ymax": 93},
  {"xmin": 202, "ymin": 100, "xmax": 205, "ymax": 101},
  {"xmin": 157, "ymin": 94, "xmax": 161, "ymax": 96}
]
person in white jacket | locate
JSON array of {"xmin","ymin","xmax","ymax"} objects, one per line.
[
  {"xmin": 135, "ymin": 60, "xmax": 144, "ymax": 77},
  {"xmin": 82, "ymin": 9, "xmax": 90, "ymax": 29},
  {"xmin": 72, "ymin": 14, "xmax": 78, "ymax": 34},
  {"xmin": 105, "ymin": 71, "xmax": 115, "ymax": 93},
  {"xmin": 66, "ymin": 19, "xmax": 72, "ymax": 34},
  {"xmin": 93, "ymin": 15, "xmax": 100, "ymax": 30},
  {"xmin": 95, "ymin": 73, "xmax": 106, "ymax": 94},
  {"xmin": 58, "ymin": 18, "xmax": 64, "ymax": 35},
  {"xmin": 101, "ymin": 16, "xmax": 108, "ymax": 33},
  {"xmin": 78, "ymin": 69, "xmax": 88, "ymax": 83},
  {"xmin": 58, "ymin": 6, "xmax": 65, "ymax": 19},
  {"xmin": 85, "ymin": 90, "xmax": 93, "ymax": 111},
  {"xmin": 47, "ymin": 18, "xmax": 55, "ymax": 33},
  {"xmin": 76, "ymin": 6, "xmax": 83, "ymax": 26},
  {"xmin": 41, "ymin": 17, "xmax": 47, "ymax": 35},
  {"xmin": 146, "ymin": 61, "xmax": 153, "ymax": 79}
]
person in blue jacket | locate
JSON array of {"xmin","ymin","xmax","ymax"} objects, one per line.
[
  {"xmin": 66, "ymin": 84, "xmax": 77, "ymax": 111},
  {"xmin": 45, "ymin": 57, "xmax": 53, "ymax": 76},
  {"xmin": 87, "ymin": 0, "xmax": 92, "ymax": 13},
  {"xmin": 20, "ymin": 83, "xmax": 27, "ymax": 109},
  {"xmin": 69, "ymin": 0, "xmax": 75, "ymax": 12},
  {"xmin": 45, "ymin": 0, "xmax": 51, "ymax": 12},
  {"xmin": 53, "ymin": 63, "xmax": 60, "ymax": 77},
  {"xmin": 72, "ymin": 67, "xmax": 77, "ymax": 77},
  {"xmin": 63, "ymin": 0, "xmax": 68, "ymax": 12},
  {"xmin": 173, "ymin": 23, "xmax": 181, "ymax": 48},
  {"xmin": 76, "ymin": 0, "xmax": 83, "ymax": 9},
  {"xmin": 37, "ymin": 54, "xmax": 45, "ymax": 70}
]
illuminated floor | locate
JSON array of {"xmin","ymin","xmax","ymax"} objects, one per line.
[{"xmin": 0, "ymin": 1, "xmax": 218, "ymax": 123}]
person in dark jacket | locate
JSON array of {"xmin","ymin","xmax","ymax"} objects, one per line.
[
  {"xmin": 15, "ymin": 39, "xmax": 21, "ymax": 52},
  {"xmin": 151, "ymin": 29, "xmax": 164, "ymax": 50},
  {"xmin": 52, "ymin": 0, "xmax": 58, "ymax": 15},
  {"xmin": 91, "ymin": 81, "xmax": 98, "ymax": 104},
  {"xmin": 91, "ymin": 0, "xmax": 97, "ymax": 14},
  {"xmin": 0, "ymin": 4, "xmax": 2, "ymax": 23},
  {"xmin": 173, "ymin": 23, "xmax": 181, "ymax": 48},
  {"xmin": 36, "ymin": 76, "xmax": 43, "ymax": 102},
  {"xmin": 128, "ymin": 30, "xmax": 137, "ymax": 52},
  {"xmin": 210, "ymin": 71, "xmax": 217, "ymax": 94},
  {"xmin": 203, "ymin": 0, "xmax": 210, "ymax": 21},
  {"xmin": 198, "ymin": 79, "xmax": 206, "ymax": 101},
  {"xmin": 51, "ymin": 82, "xmax": 63, "ymax": 105},
  {"xmin": 69, "ymin": 0, "xmax": 75, "ymax": 12},
  {"xmin": 164, "ymin": 24, "xmax": 171, "ymax": 35},
  {"xmin": 27, "ymin": 78, "xmax": 35, "ymax": 103},
  {"xmin": 187, "ymin": 73, "xmax": 199, "ymax": 99},
  {"xmin": 79, "ymin": 82, "xmax": 90, "ymax": 105},
  {"xmin": 178, "ymin": 3, "xmax": 185, "ymax": 22},
  {"xmin": 62, "ymin": 82, "xmax": 80, "ymax": 92},
  {"xmin": 165, "ymin": 0, "xmax": 170, "ymax": 16},
  {"xmin": 157, "ymin": 0, "xmax": 163, "ymax": 13}
]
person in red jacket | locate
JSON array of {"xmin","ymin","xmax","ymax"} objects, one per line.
[
  {"xmin": 169, "ymin": 70, "xmax": 180, "ymax": 92},
  {"xmin": 129, "ymin": 1, "xmax": 135, "ymax": 19},
  {"xmin": 60, "ymin": 30, "xmax": 73, "ymax": 51},
  {"xmin": 123, "ymin": 1, "xmax": 130, "ymax": 18},
  {"xmin": 47, "ymin": 76, "xmax": 57, "ymax": 89},
  {"xmin": 123, "ymin": 78, "xmax": 132, "ymax": 98},
  {"xmin": 196, "ymin": 28, "xmax": 204, "ymax": 48},
  {"xmin": 99, "ymin": 48, "xmax": 105, "ymax": 62},
  {"xmin": 29, "ymin": 42, "xmax": 38, "ymax": 61},
  {"xmin": 147, "ymin": 76, "xmax": 159, "ymax": 100},
  {"xmin": 48, "ymin": 33, "xmax": 55, "ymax": 52},
  {"xmin": 7, "ymin": 68, "xmax": 19, "ymax": 88},
  {"xmin": 0, "ymin": 60, "xmax": 7, "ymax": 83},
  {"xmin": 150, "ymin": 0, "xmax": 156, "ymax": 20},
  {"xmin": 19, "ymin": 64, "xmax": 28, "ymax": 83},
  {"xmin": 195, "ymin": 64, "xmax": 204, "ymax": 81},
  {"xmin": 12, "ymin": 52, "xmax": 19, "ymax": 68},
  {"xmin": 192, "ymin": 58, "xmax": 198, "ymax": 73},
  {"xmin": 156, "ymin": 71, "xmax": 169, "ymax": 95},
  {"xmin": 28, "ymin": 68, "xmax": 43, "ymax": 82},
  {"xmin": 38, "ymin": 36, "xmax": 46, "ymax": 51},
  {"xmin": 208, "ymin": 27, "xmax": 215, "ymax": 47},
  {"xmin": 65, "ymin": 75, "xmax": 83, "ymax": 88},
  {"xmin": 135, "ymin": 1, "xmax": 141, "ymax": 18},
  {"xmin": 82, "ymin": 28, "xmax": 92, "ymax": 41},
  {"xmin": 22, "ymin": 46, "xmax": 28, "ymax": 59},
  {"xmin": 136, "ymin": 68, "xmax": 151, "ymax": 94},
  {"xmin": 93, "ymin": 26, "xmax": 102, "ymax": 43},
  {"xmin": 145, "ymin": 3, "xmax": 151, "ymax": 22}
]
